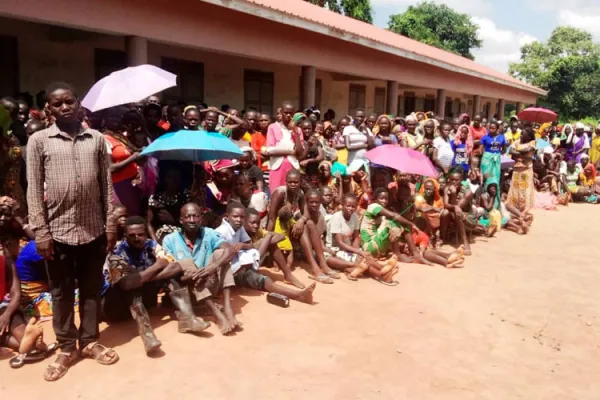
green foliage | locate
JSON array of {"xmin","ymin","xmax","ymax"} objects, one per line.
[
  {"xmin": 386, "ymin": 1, "xmax": 482, "ymax": 60},
  {"xmin": 304, "ymin": 0, "xmax": 372, "ymax": 23},
  {"xmin": 509, "ymin": 27, "xmax": 600, "ymax": 120}
]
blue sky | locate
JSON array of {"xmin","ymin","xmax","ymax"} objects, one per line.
[{"xmin": 371, "ymin": 0, "xmax": 600, "ymax": 73}]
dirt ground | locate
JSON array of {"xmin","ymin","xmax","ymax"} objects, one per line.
[{"xmin": 1, "ymin": 204, "xmax": 600, "ymax": 399}]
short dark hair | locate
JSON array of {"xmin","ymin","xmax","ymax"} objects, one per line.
[
  {"xmin": 286, "ymin": 169, "xmax": 302, "ymax": 180},
  {"xmin": 125, "ymin": 216, "xmax": 147, "ymax": 228},
  {"xmin": 45, "ymin": 81, "xmax": 75, "ymax": 97},
  {"xmin": 245, "ymin": 208, "xmax": 259, "ymax": 217},
  {"xmin": 373, "ymin": 187, "xmax": 389, "ymax": 198},
  {"xmin": 226, "ymin": 201, "xmax": 246, "ymax": 214},
  {"xmin": 305, "ymin": 188, "xmax": 322, "ymax": 199},
  {"xmin": 342, "ymin": 193, "xmax": 357, "ymax": 203}
]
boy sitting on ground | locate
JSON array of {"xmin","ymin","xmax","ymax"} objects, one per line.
[
  {"xmin": 218, "ymin": 203, "xmax": 315, "ymax": 304},
  {"xmin": 324, "ymin": 194, "xmax": 398, "ymax": 281}
]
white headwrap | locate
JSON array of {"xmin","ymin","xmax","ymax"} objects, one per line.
[
  {"xmin": 575, "ymin": 122, "xmax": 585, "ymax": 129},
  {"xmin": 543, "ymin": 146, "xmax": 554, "ymax": 154}
]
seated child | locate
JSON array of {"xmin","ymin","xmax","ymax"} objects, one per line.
[
  {"xmin": 244, "ymin": 208, "xmax": 304, "ymax": 288},
  {"xmin": 219, "ymin": 203, "xmax": 315, "ymax": 304},
  {"xmin": 360, "ymin": 188, "xmax": 428, "ymax": 267},
  {"xmin": 441, "ymin": 169, "xmax": 484, "ymax": 255},
  {"xmin": 325, "ymin": 194, "xmax": 399, "ymax": 283}
]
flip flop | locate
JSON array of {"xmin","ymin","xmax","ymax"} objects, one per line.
[
  {"xmin": 308, "ymin": 275, "xmax": 334, "ymax": 284},
  {"xmin": 374, "ymin": 277, "xmax": 399, "ymax": 286},
  {"xmin": 326, "ymin": 271, "xmax": 341, "ymax": 279},
  {"xmin": 10, "ymin": 342, "xmax": 58, "ymax": 369}
]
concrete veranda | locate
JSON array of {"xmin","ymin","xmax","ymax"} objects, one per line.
[{"xmin": 1, "ymin": 204, "xmax": 599, "ymax": 399}]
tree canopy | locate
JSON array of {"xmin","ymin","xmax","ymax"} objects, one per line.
[
  {"xmin": 387, "ymin": 2, "xmax": 482, "ymax": 60},
  {"xmin": 304, "ymin": 0, "xmax": 373, "ymax": 24},
  {"xmin": 509, "ymin": 27, "xmax": 600, "ymax": 119}
]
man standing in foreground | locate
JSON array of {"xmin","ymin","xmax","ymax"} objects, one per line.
[{"xmin": 27, "ymin": 82, "xmax": 119, "ymax": 382}]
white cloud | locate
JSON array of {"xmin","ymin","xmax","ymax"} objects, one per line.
[
  {"xmin": 471, "ymin": 17, "xmax": 539, "ymax": 73},
  {"xmin": 557, "ymin": 10, "xmax": 600, "ymax": 40},
  {"xmin": 370, "ymin": 0, "xmax": 492, "ymax": 17}
]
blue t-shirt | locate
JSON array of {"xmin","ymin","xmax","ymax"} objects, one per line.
[
  {"xmin": 15, "ymin": 240, "xmax": 46, "ymax": 282},
  {"xmin": 374, "ymin": 134, "xmax": 398, "ymax": 147},
  {"xmin": 450, "ymin": 142, "xmax": 470, "ymax": 173},
  {"xmin": 162, "ymin": 228, "xmax": 225, "ymax": 268},
  {"xmin": 481, "ymin": 134, "xmax": 506, "ymax": 154}
]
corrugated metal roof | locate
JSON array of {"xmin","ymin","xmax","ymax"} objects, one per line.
[{"xmin": 230, "ymin": 0, "xmax": 544, "ymax": 95}]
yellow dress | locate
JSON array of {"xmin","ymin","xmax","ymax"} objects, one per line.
[
  {"xmin": 274, "ymin": 218, "xmax": 295, "ymax": 251},
  {"xmin": 590, "ymin": 136, "xmax": 600, "ymax": 165}
]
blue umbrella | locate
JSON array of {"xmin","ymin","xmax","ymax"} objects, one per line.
[
  {"xmin": 536, "ymin": 138, "xmax": 551, "ymax": 150},
  {"xmin": 140, "ymin": 129, "xmax": 243, "ymax": 161}
]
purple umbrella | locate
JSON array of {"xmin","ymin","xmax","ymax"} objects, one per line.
[{"xmin": 81, "ymin": 64, "xmax": 176, "ymax": 112}]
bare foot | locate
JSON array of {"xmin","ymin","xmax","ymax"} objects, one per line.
[
  {"xmin": 446, "ymin": 259, "xmax": 465, "ymax": 268},
  {"xmin": 414, "ymin": 256, "xmax": 434, "ymax": 266},
  {"xmin": 215, "ymin": 311, "xmax": 234, "ymax": 335},
  {"xmin": 284, "ymin": 274, "xmax": 306, "ymax": 289},
  {"xmin": 19, "ymin": 317, "xmax": 44, "ymax": 354},
  {"xmin": 296, "ymin": 282, "xmax": 316, "ymax": 304},
  {"xmin": 397, "ymin": 254, "xmax": 414, "ymax": 263},
  {"xmin": 225, "ymin": 310, "xmax": 243, "ymax": 331},
  {"xmin": 382, "ymin": 266, "xmax": 399, "ymax": 282},
  {"xmin": 464, "ymin": 245, "xmax": 472, "ymax": 256},
  {"xmin": 486, "ymin": 225, "xmax": 498, "ymax": 237}
]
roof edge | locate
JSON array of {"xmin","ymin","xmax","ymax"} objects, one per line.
[{"xmin": 200, "ymin": 0, "xmax": 547, "ymax": 97}]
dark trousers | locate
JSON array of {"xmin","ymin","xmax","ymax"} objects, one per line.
[
  {"xmin": 45, "ymin": 235, "xmax": 106, "ymax": 352},
  {"xmin": 101, "ymin": 282, "xmax": 161, "ymax": 322}
]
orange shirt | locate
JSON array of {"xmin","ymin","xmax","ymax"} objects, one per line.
[
  {"xmin": 105, "ymin": 134, "xmax": 138, "ymax": 183},
  {"xmin": 251, "ymin": 132, "xmax": 268, "ymax": 171}
]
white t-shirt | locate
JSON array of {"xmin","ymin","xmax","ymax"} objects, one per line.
[
  {"xmin": 433, "ymin": 136, "xmax": 454, "ymax": 170},
  {"xmin": 343, "ymin": 125, "xmax": 368, "ymax": 165},
  {"xmin": 326, "ymin": 210, "xmax": 359, "ymax": 249},
  {"xmin": 215, "ymin": 219, "xmax": 259, "ymax": 273}
]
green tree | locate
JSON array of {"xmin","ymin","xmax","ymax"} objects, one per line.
[
  {"xmin": 509, "ymin": 27, "xmax": 600, "ymax": 119},
  {"xmin": 304, "ymin": 0, "xmax": 373, "ymax": 24},
  {"xmin": 387, "ymin": 2, "xmax": 482, "ymax": 60}
]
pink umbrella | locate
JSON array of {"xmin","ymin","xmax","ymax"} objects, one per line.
[
  {"xmin": 82, "ymin": 64, "xmax": 176, "ymax": 112},
  {"xmin": 517, "ymin": 107, "xmax": 557, "ymax": 124},
  {"xmin": 365, "ymin": 145, "xmax": 438, "ymax": 177}
]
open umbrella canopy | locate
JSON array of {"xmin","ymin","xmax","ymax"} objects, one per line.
[
  {"xmin": 140, "ymin": 129, "xmax": 243, "ymax": 162},
  {"xmin": 81, "ymin": 65, "xmax": 176, "ymax": 112},
  {"xmin": 517, "ymin": 107, "xmax": 557, "ymax": 124},
  {"xmin": 536, "ymin": 138, "xmax": 552, "ymax": 150},
  {"xmin": 365, "ymin": 145, "xmax": 438, "ymax": 177}
]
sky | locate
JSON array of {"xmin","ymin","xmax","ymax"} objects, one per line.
[{"xmin": 371, "ymin": 0, "xmax": 600, "ymax": 73}]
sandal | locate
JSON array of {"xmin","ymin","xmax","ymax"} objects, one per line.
[
  {"xmin": 325, "ymin": 270, "xmax": 341, "ymax": 279},
  {"xmin": 44, "ymin": 350, "xmax": 77, "ymax": 382},
  {"xmin": 308, "ymin": 274, "xmax": 334, "ymax": 284},
  {"xmin": 346, "ymin": 262, "xmax": 369, "ymax": 281},
  {"xmin": 81, "ymin": 342, "xmax": 119, "ymax": 365},
  {"xmin": 10, "ymin": 342, "xmax": 58, "ymax": 369}
]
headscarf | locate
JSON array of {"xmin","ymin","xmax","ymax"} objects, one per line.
[
  {"xmin": 417, "ymin": 178, "xmax": 443, "ymax": 208},
  {"xmin": 331, "ymin": 162, "xmax": 349, "ymax": 177},
  {"xmin": 581, "ymin": 161, "xmax": 597, "ymax": 186},
  {"xmin": 575, "ymin": 122, "xmax": 585, "ymax": 130},
  {"xmin": 372, "ymin": 114, "xmax": 391, "ymax": 136},
  {"xmin": 536, "ymin": 122, "xmax": 551, "ymax": 139},
  {"xmin": 454, "ymin": 124, "xmax": 474, "ymax": 155},
  {"xmin": 560, "ymin": 124, "xmax": 572, "ymax": 141},
  {"xmin": 210, "ymin": 159, "xmax": 238, "ymax": 173},
  {"xmin": 483, "ymin": 176, "xmax": 501, "ymax": 209},
  {"xmin": 292, "ymin": 112, "xmax": 306, "ymax": 124}
]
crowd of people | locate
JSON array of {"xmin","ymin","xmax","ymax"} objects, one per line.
[{"xmin": 1, "ymin": 81, "xmax": 599, "ymax": 382}]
